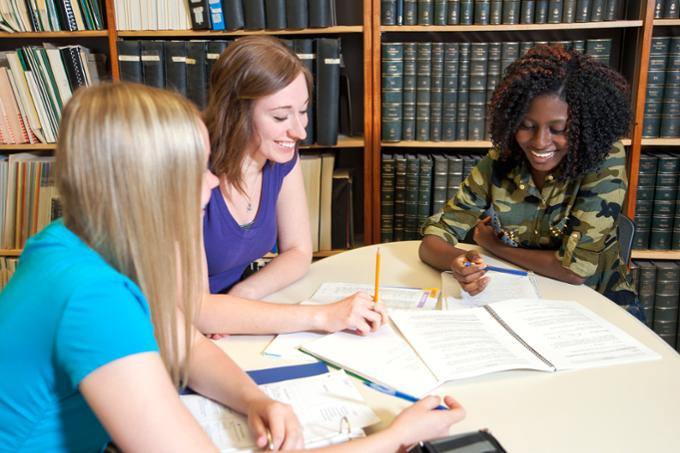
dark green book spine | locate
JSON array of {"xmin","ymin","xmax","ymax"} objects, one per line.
[
  {"xmin": 501, "ymin": 41, "xmax": 520, "ymax": 72},
  {"xmin": 434, "ymin": 0, "xmax": 448, "ymax": 23},
  {"xmin": 404, "ymin": 0, "xmax": 418, "ymax": 24},
  {"xmin": 456, "ymin": 43, "xmax": 470, "ymax": 140},
  {"xmin": 589, "ymin": 0, "xmax": 604, "ymax": 20},
  {"xmin": 603, "ymin": 0, "xmax": 618, "ymax": 20},
  {"xmin": 402, "ymin": 43, "xmax": 417, "ymax": 141},
  {"xmin": 562, "ymin": 0, "xmax": 577, "ymax": 21},
  {"xmin": 418, "ymin": 0, "xmax": 434, "ymax": 24},
  {"xmin": 502, "ymin": 0, "xmax": 521, "ymax": 23},
  {"xmin": 382, "ymin": 43, "xmax": 404, "ymax": 142},
  {"xmin": 652, "ymin": 261, "xmax": 679, "ymax": 346},
  {"xmin": 660, "ymin": 38, "xmax": 680, "ymax": 138},
  {"xmin": 655, "ymin": 0, "xmax": 665, "ymax": 18},
  {"xmin": 460, "ymin": 0, "xmax": 474, "ymax": 23},
  {"xmin": 416, "ymin": 42, "xmax": 432, "ymax": 141},
  {"xmin": 547, "ymin": 0, "xmax": 562, "ymax": 22},
  {"xmin": 418, "ymin": 155, "xmax": 433, "ymax": 227},
  {"xmin": 534, "ymin": 0, "xmax": 548, "ymax": 22},
  {"xmin": 442, "ymin": 42, "xmax": 459, "ymax": 141},
  {"xmin": 571, "ymin": 39, "xmax": 585, "ymax": 54},
  {"xmin": 643, "ymin": 38, "xmax": 670, "ymax": 138},
  {"xmin": 432, "ymin": 155, "xmax": 449, "ymax": 213},
  {"xmin": 585, "ymin": 38, "xmax": 612, "ymax": 66},
  {"xmin": 382, "ymin": 0, "xmax": 398, "ymax": 24},
  {"xmin": 393, "ymin": 155, "xmax": 407, "ymax": 241},
  {"xmin": 486, "ymin": 42, "xmax": 502, "ymax": 120},
  {"xmin": 519, "ymin": 41, "xmax": 534, "ymax": 57},
  {"xmin": 574, "ymin": 0, "xmax": 590, "ymax": 22},
  {"xmin": 446, "ymin": 154, "xmax": 464, "ymax": 200},
  {"xmin": 446, "ymin": 0, "xmax": 460, "ymax": 25},
  {"xmin": 468, "ymin": 42, "xmax": 488, "ymax": 140},
  {"xmin": 447, "ymin": 0, "xmax": 460, "ymax": 22},
  {"xmin": 404, "ymin": 154, "xmax": 421, "ymax": 239},
  {"xmin": 381, "ymin": 154, "xmax": 396, "ymax": 242},
  {"xmin": 474, "ymin": 0, "xmax": 491, "ymax": 23},
  {"xmin": 520, "ymin": 0, "xmax": 535, "ymax": 23},
  {"xmin": 490, "ymin": 0, "xmax": 503, "ymax": 22},
  {"xmin": 665, "ymin": 0, "xmax": 679, "ymax": 18},
  {"xmin": 636, "ymin": 260, "xmax": 656, "ymax": 327},
  {"xmin": 430, "ymin": 43, "xmax": 445, "ymax": 141}
]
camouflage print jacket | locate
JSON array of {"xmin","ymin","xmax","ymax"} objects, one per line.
[{"xmin": 421, "ymin": 142, "xmax": 639, "ymax": 311}]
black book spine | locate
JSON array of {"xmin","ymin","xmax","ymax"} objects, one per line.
[
  {"xmin": 244, "ymin": 0, "xmax": 266, "ymax": 29},
  {"xmin": 116, "ymin": 40, "xmax": 142, "ymax": 84},
  {"xmin": 655, "ymin": 0, "xmax": 665, "ymax": 18},
  {"xmin": 590, "ymin": 0, "xmax": 604, "ymax": 20},
  {"xmin": 665, "ymin": 0, "xmax": 679, "ymax": 18},
  {"xmin": 315, "ymin": 38, "xmax": 341, "ymax": 145},
  {"xmin": 402, "ymin": 42, "xmax": 417, "ymax": 141},
  {"xmin": 415, "ymin": 42, "xmax": 432, "ymax": 141},
  {"xmin": 381, "ymin": 154, "xmax": 396, "ymax": 242},
  {"xmin": 164, "ymin": 41, "xmax": 188, "ymax": 97},
  {"xmin": 222, "ymin": 0, "xmax": 245, "ymax": 29},
  {"xmin": 660, "ymin": 38, "xmax": 680, "ymax": 138},
  {"xmin": 485, "ymin": 42, "xmax": 501, "ymax": 128},
  {"xmin": 446, "ymin": 154, "xmax": 463, "ymax": 199},
  {"xmin": 56, "ymin": 0, "xmax": 79, "ymax": 31},
  {"xmin": 332, "ymin": 169, "xmax": 354, "ymax": 249},
  {"xmin": 265, "ymin": 0, "xmax": 286, "ymax": 29},
  {"xmin": 603, "ymin": 0, "xmax": 618, "ymax": 19},
  {"xmin": 430, "ymin": 42, "xmax": 444, "ymax": 141},
  {"xmin": 418, "ymin": 155, "xmax": 433, "ymax": 224},
  {"xmin": 382, "ymin": 43, "xmax": 404, "ymax": 142},
  {"xmin": 404, "ymin": 154, "xmax": 421, "ymax": 239},
  {"xmin": 418, "ymin": 0, "xmax": 434, "ymax": 24},
  {"xmin": 287, "ymin": 0, "xmax": 308, "ymax": 28},
  {"xmin": 432, "ymin": 155, "xmax": 448, "ymax": 213},
  {"xmin": 293, "ymin": 39, "xmax": 316, "ymax": 145},
  {"xmin": 309, "ymin": 0, "xmax": 334, "ymax": 27},
  {"xmin": 141, "ymin": 40, "xmax": 165, "ymax": 89},
  {"xmin": 456, "ymin": 42, "xmax": 470, "ymax": 140},
  {"xmin": 206, "ymin": 40, "xmax": 228, "ymax": 87},
  {"xmin": 382, "ymin": 0, "xmax": 398, "ymax": 24},
  {"xmin": 442, "ymin": 42, "xmax": 459, "ymax": 141},
  {"xmin": 562, "ymin": 0, "xmax": 576, "ymax": 21},
  {"xmin": 188, "ymin": 0, "xmax": 212, "ymax": 29},
  {"xmin": 574, "ymin": 0, "xmax": 590, "ymax": 22},
  {"xmin": 393, "ymin": 154, "xmax": 407, "ymax": 241},
  {"xmin": 585, "ymin": 38, "xmax": 612, "ymax": 66},
  {"xmin": 186, "ymin": 41, "xmax": 208, "ymax": 109},
  {"xmin": 61, "ymin": 45, "xmax": 88, "ymax": 91}
]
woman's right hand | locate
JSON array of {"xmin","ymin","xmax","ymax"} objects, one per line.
[
  {"xmin": 386, "ymin": 395, "xmax": 466, "ymax": 452},
  {"xmin": 451, "ymin": 250, "xmax": 489, "ymax": 296},
  {"xmin": 316, "ymin": 292, "xmax": 388, "ymax": 335}
]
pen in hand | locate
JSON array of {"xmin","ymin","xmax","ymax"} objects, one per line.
[
  {"xmin": 363, "ymin": 381, "xmax": 448, "ymax": 410},
  {"xmin": 464, "ymin": 261, "xmax": 528, "ymax": 277}
]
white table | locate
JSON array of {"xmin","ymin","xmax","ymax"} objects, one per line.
[{"xmin": 216, "ymin": 241, "xmax": 680, "ymax": 452}]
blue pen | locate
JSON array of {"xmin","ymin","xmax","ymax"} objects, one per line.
[
  {"xmin": 363, "ymin": 381, "xmax": 448, "ymax": 410},
  {"xmin": 464, "ymin": 261, "xmax": 528, "ymax": 277}
]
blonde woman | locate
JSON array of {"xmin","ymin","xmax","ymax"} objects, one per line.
[{"xmin": 0, "ymin": 83, "xmax": 465, "ymax": 452}]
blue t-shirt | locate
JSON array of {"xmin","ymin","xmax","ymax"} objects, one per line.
[
  {"xmin": 203, "ymin": 154, "xmax": 297, "ymax": 294},
  {"xmin": 0, "ymin": 220, "xmax": 159, "ymax": 452}
]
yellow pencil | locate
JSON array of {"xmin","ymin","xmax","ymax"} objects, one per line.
[{"xmin": 373, "ymin": 247, "xmax": 381, "ymax": 303}]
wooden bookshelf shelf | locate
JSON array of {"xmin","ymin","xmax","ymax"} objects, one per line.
[
  {"xmin": 300, "ymin": 136, "xmax": 364, "ymax": 150},
  {"xmin": 632, "ymin": 250, "xmax": 680, "ymax": 260},
  {"xmin": 640, "ymin": 138, "xmax": 680, "ymax": 146},
  {"xmin": 653, "ymin": 19, "xmax": 680, "ymax": 27},
  {"xmin": 118, "ymin": 26, "xmax": 363, "ymax": 38},
  {"xmin": 0, "ymin": 249, "xmax": 21, "ymax": 257},
  {"xmin": 0, "ymin": 31, "xmax": 108, "ymax": 38},
  {"xmin": 382, "ymin": 140, "xmax": 492, "ymax": 148},
  {"xmin": 381, "ymin": 20, "xmax": 643, "ymax": 33},
  {"xmin": 0, "ymin": 144, "xmax": 57, "ymax": 152},
  {"xmin": 313, "ymin": 249, "xmax": 346, "ymax": 258}
]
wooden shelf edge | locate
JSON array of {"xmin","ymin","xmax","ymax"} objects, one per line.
[
  {"xmin": 653, "ymin": 19, "xmax": 680, "ymax": 26},
  {"xmin": 118, "ymin": 26, "xmax": 363, "ymax": 37},
  {"xmin": 313, "ymin": 249, "xmax": 347, "ymax": 258},
  {"xmin": 640, "ymin": 138, "xmax": 680, "ymax": 146},
  {"xmin": 0, "ymin": 31, "xmax": 108, "ymax": 38},
  {"xmin": 0, "ymin": 249, "xmax": 21, "ymax": 257},
  {"xmin": 381, "ymin": 20, "xmax": 642, "ymax": 33},
  {"xmin": 0, "ymin": 144, "xmax": 57, "ymax": 151},
  {"xmin": 632, "ymin": 250, "xmax": 680, "ymax": 260},
  {"xmin": 300, "ymin": 136, "xmax": 364, "ymax": 149},
  {"xmin": 382, "ymin": 140, "xmax": 492, "ymax": 148}
]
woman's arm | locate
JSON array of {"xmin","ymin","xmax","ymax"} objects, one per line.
[{"xmin": 229, "ymin": 160, "xmax": 312, "ymax": 300}]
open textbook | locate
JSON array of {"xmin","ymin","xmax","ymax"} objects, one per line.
[
  {"xmin": 263, "ymin": 282, "xmax": 439, "ymax": 361},
  {"xmin": 181, "ymin": 370, "xmax": 379, "ymax": 452},
  {"xmin": 301, "ymin": 299, "xmax": 660, "ymax": 397}
]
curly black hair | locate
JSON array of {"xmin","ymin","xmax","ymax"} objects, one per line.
[{"xmin": 488, "ymin": 44, "xmax": 632, "ymax": 180}]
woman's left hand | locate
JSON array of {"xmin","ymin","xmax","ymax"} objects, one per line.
[
  {"xmin": 247, "ymin": 397, "xmax": 304, "ymax": 450},
  {"xmin": 473, "ymin": 216, "xmax": 500, "ymax": 251}
]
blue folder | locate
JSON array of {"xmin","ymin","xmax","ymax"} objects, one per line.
[{"xmin": 247, "ymin": 361, "xmax": 329, "ymax": 385}]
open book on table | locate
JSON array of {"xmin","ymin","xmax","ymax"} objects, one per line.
[
  {"xmin": 181, "ymin": 369, "xmax": 379, "ymax": 452},
  {"xmin": 263, "ymin": 282, "xmax": 439, "ymax": 361},
  {"xmin": 301, "ymin": 299, "xmax": 660, "ymax": 397}
]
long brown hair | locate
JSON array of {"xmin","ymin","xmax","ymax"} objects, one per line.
[
  {"xmin": 56, "ymin": 83, "xmax": 205, "ymax": 387},
  {"xmin": 204, "ymin": 35, "xmax": 312, "ymax": 194}
]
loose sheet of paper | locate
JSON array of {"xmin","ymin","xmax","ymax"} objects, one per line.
[
  {"xmin": 441, "ymin": 270, "xmax": 539, "ymax": 309},
  {"xmin": 301, "ymin": 323, "xmax": 442, "ymax": 398},
  {"xmin": 489, "ymin": 299, "xmax": 661, "ymax": 370},
  {"xmin": 389, "ymin": 308, "xmax": 553, "ymax": 382},
  {"xmin": 181, "ymin": 370, "xmax": 379, "ymax": 452}
]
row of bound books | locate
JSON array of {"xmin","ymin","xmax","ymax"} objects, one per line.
[
  {"xmin": 114, "ymin": 0, "xmax": 191, "ymax": 31},
  {"xmin": 0, "ymin": 45, "xmax": 100, "ymax": 145},
  {"xmin": 654, "ymin": 0, "xmax": 679, "ymax": 18},
  {"xmin": 117, "ymin": 38, "xmax": 343, "ymax": 146},
  {"xmin": 631, "ymin": 260, "xmax": 680, "ymax": 352},
  {"xmin": 633, "ymin": 152, "xmax": 680, "ymax": 251},
  {"xmin": 300, "ymin": 152, "xmax": 354, "ymax": 252},
  {"xmin": 187, "ymin": 0, "xmax": 336, "ymax": 32},
  {"xmin": 642, "ymin": 37, "xmax": 680, "ymax": 139},
  {"xmin": 381, "ymin": 39, "xmax": 611, "ymax": 143},
  {"xmin": 0, "ymin": 0, "xmax": 104, "ymax": 31},
  {"xmin": 380, "ymin": 152, "xmax": 483, "ymax": 243},
  {"xmin": 0, "ymin": 256, "xmax": 18, "ymax": 291},
  {"xmin": 380, "ymin": 0, "xmax": 621, "ymax": 25},
  {"xmin": 0, "ymin": 153, "xmax": 60, "ymax": 251}
]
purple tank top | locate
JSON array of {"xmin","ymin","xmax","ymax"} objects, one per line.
[{"xmin": 203, "ymin": 154, "xmax": 297, "ymax": 294}]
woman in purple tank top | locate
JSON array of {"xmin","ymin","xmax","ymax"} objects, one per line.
[{"xmin": 199, "ymin": 36, "xmax": 387, "ymax": 337}]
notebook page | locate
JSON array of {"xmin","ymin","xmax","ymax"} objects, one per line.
[
  {"xmin": 310, "ymin": 282, "xmax": 439, "ymax": 310},
  {"xmin": 389, "ymin": 308, "xmax": 553, "ymax": 382},
  {"xmin": 442, "ymin": 270, "xmax": 539, "ymax": 309},
  {"xmin": 489, "ymin": 299, "xmax": 661, "ymax": 370}
]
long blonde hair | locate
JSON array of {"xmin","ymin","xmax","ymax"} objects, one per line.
[{"xmin": 56, "ymin": 83, "xmax": 205, "ymax": 387}]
